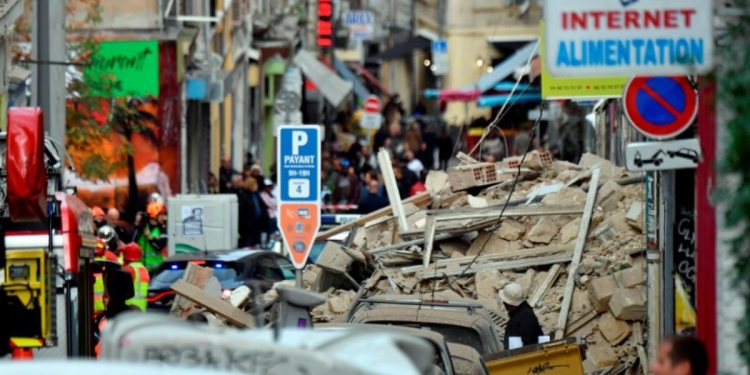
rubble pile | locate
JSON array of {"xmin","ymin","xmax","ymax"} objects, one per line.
[{"xmin": 308, "ymin": 152, "xmax": 649, "ymax": 374}]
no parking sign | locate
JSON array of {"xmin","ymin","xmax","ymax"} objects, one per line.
[{"xmin": 623, "ymin": 76, "xmax": 698, "ymax": 140}]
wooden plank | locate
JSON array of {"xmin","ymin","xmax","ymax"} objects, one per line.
[
  {"xmin": 171, "ymin": 280, "xmax": 255, "ymax": 328},
  {"xmin": 422, "ymin": 216, "xmax": 438, "ymax": 268},
  {"xmin": 416, "ymin": 253, "xmax": 573, "ymax": 279},
  {"xmin": 170, "ymin": 263, "xmax": 215, "ymax": 318},
  {"xmin": 529, "ymin": 263, "xmax": 563, "ymax": 307},
  {"xmin": 565, "ymin": 308, "xmax": 598, "ymax": 335},
  {"xmin": 402, "ymin": 244, "xmax": 573, "ymax": 274},
  {"xmin": 379, "ymin": 149, "xmax": 409, "ymax": 231},
  {"xmin": 555, "ymin": 167, "xmax": 601, "ymax": 340},
  {"xmin": 315, "ymin": 192, "xmax": 431, "ymax": 241},
  {"xmin": 424, "ymin": 204, "xmax": 584, "ymax": 218},
  {"xmin": 637, "ymin": 345, "xmax": 649, "ymax": 375}
]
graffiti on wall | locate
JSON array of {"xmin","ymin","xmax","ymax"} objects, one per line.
[{"xmin": 66, "ymin": 40, "xmax": 180, "ymax": 216}]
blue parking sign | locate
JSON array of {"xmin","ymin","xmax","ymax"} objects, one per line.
[{"xmin": 277, "ymin": 125, "xmax": 321, "ymax": 203}]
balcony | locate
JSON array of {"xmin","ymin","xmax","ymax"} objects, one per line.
[
  {"xmin": 68, "ymin": 0, "xmax": 163, "ymax": 30},
  {"xmin": 0, "ymin": 0, "xmax": 22, "ymax": 35}
]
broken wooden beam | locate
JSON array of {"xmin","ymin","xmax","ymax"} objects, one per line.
[
  {"xmin": 171, "ymin": 280, "xmax": 255, "ymax": 328},
  {"xmin": 555, "ymin": 167, "xmax": 601, "ymax": 340},
  {"xmin": 315, "ymin": 192, "xmax": 431, "ymax": 241}
]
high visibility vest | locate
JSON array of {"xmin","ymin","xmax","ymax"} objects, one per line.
[
  {"xmin": 94, "ymin": 315, "xmax": 107, "ymax": 359},
  {"xmin": 138, "ymin": 226, "xmax": 163, "ymax": 272},
  {"xmin": 125, "ymin": 262, "xmax": 150, "ymax": 311},
  {"xmin": 93, "ymin": 256, "xmax": 106, "ymax": 314},
  {"xmin": 118, "ymin": 252, "xmax": 124, "ymax": 265}
]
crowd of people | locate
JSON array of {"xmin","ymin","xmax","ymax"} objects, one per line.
[{"xmin": 209, "ymin": 156, "xmax": 278, "ymax": 248}]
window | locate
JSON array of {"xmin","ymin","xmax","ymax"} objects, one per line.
[
  {"xmin": 151, "ymin": 261, "xmax": 240, "ymax": 288},
  {"xmin": 253, "ymin": 256, "xmax": 285, "ymax": 281}
]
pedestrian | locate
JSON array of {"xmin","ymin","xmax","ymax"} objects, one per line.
[
  {"xmin": 238, "ymin": 177, "xmax": 267, "ymax": 247},
  {"xmin": 650, "ymin": 336, "xmax": 708, "ymax": 375},
  {"xmin": 481, "ymin": 128, "xmax": 505, "ymax": 161},
  {"xmin": 134, "ymin": 202, "xmax": 167, "ymax": 273},
  {"xmin": 404, "ymin": 122, "xmax": 422, "ymax": 153},
  {"xmin": 410, "ymin": 170, "xmax": 427, "ymax": 196},
  {"xmin": 360, "ymin": 171, "xmax": 385, "ymax": 200},
  {"xmin": 219, "ymin": 157, "xmax": 237, "ymax": 193},
  {"xmin": 333, "ymin": 160, "xmax": 353, "ymax": 204},
  {"xmin": 106, "ymin": 208, "xmax": 132, "ymax": 244},
  {"xmin": 513, "ymin": 121, "xmax": 534, "ymax": 156},
  {"xmin": 437, "ymin": 128, "xmax": 453, "ymax": 171},
  {"xmin": 358, "ymin": 180, "xmax": 390, "ymax": 214},
  {"xmin": 499, "ymin": 282, "xmax": 544, "ymax": 349},
  {"xmin": 250, "ymin": 164, "xmax": 266, "ymax": 190},
  {"xmin": 405, "ymin": 150, "xmax": 425, "ymax": 176},
  {"xmin": 207, "ymin": 172, "xmax": 219, "ymax": 193},
  {"xmin": 121, "ymin": 243, "xmax": 150, "ymax": 311},
  {"xmin": 93, "ymin": 269, "xmax": 138, "ymax": 358},
  {"xmin": 260, "ymin": 178, "xmax": 278, "ymax": 237},
  {"xmin": 558, "ymin": 101, "xmax": 586, "ymax": 163}
]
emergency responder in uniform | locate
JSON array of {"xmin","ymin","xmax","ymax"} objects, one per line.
[
  {"xmin": 135, "ymin": 202, "xmax": 168, "ymax": 273},
  {"xmin": 92, "ymin": 206, "xmax": 107, "ymax": 230},
  {"xmin": 121, "ymin": 243, "xmax": 150, "ymax": 311},
  {"xmin": 93, "ymin": 238, "xmax": 119, "ymax": 314},
  {"xmin": 93, "ymin": 269, "xmax": 136, "ymax": 358}
]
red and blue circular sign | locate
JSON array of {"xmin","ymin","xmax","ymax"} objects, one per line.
[{"xmin": 623, "ymin": 76, "xmax": 698, "ymax": 140}]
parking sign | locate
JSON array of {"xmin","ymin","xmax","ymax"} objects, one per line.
[{"xmin": 277, "ymin": 125, "xmax": 322, "ymax": 269}]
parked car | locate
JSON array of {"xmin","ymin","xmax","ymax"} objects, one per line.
[
  {"xmin": 316, "ymin": 323, "xmax": 458, "ymax": 375},
  {"xmin": 346, "ymin": 296, "xmax": 504, "ymax": 355},
  {"xmin": 147, "ymin": 249, "xmax": 295, "ymax": 310},
  {"xmin": 447, "ymin": 343, "xmax": 489, "ymax": 375}
]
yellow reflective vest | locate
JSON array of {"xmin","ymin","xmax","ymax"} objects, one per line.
[
  {"xmin": 93, "ymin": 256, "xmax": 106, "ymax": 314},
  {"xmin": 125, "ymin": 262, "xmax": 150, "ymax": 311}
]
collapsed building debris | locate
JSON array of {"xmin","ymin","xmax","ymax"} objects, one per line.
[
  {"xmin": 311, "ymin": 152, "xmax": 648, "ymax": 374},
  {"xmin": 163, "ymin": 151, "xmax": 647, "ymax": 374}
]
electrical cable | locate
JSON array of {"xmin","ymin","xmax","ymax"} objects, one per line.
[
  {"xmin": 465, "ymin": 39, "xmax": 541, "ymax": 159},
  {"xmin": 427, "ymin": 103, "xmax": 545, "ymax": 293}
]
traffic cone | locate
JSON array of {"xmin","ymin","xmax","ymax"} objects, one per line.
[{"xmin": 11, "ymin": 348, "xmax": 33, "ymax": 360}]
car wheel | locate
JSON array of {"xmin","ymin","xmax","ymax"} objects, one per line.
[
  {"xmin": 655, "ymin": 160, "xmax": 661, "ymax": 166},
  {"xmin": 668, "ymin": 152, "xmax": 675, "ymax": 157},
  {"xmin": 635, "ymin": 161, "xmax": 642, "ymax": 167}
]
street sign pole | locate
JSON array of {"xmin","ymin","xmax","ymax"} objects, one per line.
[{"xmin": 277, "ymin": 125, "xmax": 322, "ymax": 289}]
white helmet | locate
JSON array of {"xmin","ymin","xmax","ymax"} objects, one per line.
[{"xmin": 149, "ymin": 192, "xmax": 164, "ymax": 204}]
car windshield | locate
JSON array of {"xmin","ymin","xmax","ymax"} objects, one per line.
[
  {"xmin": 151, "ymin": 261, "xmax": 239, "ymax": 286},
  {"xmin": 368, "ymin": 322, "xmax": 485, "ymax": 354}
]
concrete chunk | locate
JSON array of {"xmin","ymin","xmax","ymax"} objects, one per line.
[
  {"xmin": 609, "ymin": 288, "xmax": 647, "ymax": 321},
  {"xmin": 626, "ymin": 201, "xmax": 644, "ymax": 233},
  {"xmin": 560, "ymin": 217, "xmax": 581, "ymax": 245},
  {"xmin": 588, "ymin": 275, "xmax": 619, "ymax": 312},
  {"xmin": 598, "ymin": 312, "xmax": 632, "ymax": 345},
  {"xmin": 526, "ymin": 217, "xmax": 559, "ymax": 244},
  {"xmin": 496, "ymin": 219, "xmax": 526, "ymax": 241},
  {"xmin": 596, "ymin": 180, "xmax": 624, "ymax": 212},
  {"xmin": 587, "ymin": 340, "xmax": 619, "ymax": 368},
  {"xmin": 613, "ymin": 266, "xmax": 646, "ymax": 288}
]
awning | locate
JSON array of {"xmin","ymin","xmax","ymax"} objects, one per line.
[
  {"xmin": 477, "ymin": 92, "xmax": 541, "ymax": 108},
  {"xmin": 422, "ymin": 82, "xmax": 539, "ymax": 99},
  {"xmin": 333, "ymin": 56, "xmax": 371, "ymax": 101},
  {"xmin": 476, "ymin": 41, "xmax": 538, "ymax": 92},
  {"xmin": 293, "ymin": 50, "xmax": 353, "ymax": 108},
  {"xmin": 367, "ymin": 36, "xmax": 432, "ymax": 62},
  {"xmin": 353, "ymin": 63, "xmax": 391, "ymax": 95}
]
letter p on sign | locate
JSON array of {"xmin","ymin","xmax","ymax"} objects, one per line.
[{"xmin": 292, "ymin": 131, "xmax": 308, "ymax": 155}]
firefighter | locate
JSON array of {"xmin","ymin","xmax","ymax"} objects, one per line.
[
  {"xmin": 93, "ymin": 238, "xmax": 119, "ymax": 314},
  {"xmin": 93, "ymin": 269, "xmax": 136, "ymax": 358},
  {"xmin": 135, "ymin": 201, "xmax": 168, "ymax": 272},
  {"xmin": 121, "ymin": 243, "xmax": 150, "ymax": 311},
  {"xmin": 92, "ymin": 206, "xmax": 106, "ymax": 229}
]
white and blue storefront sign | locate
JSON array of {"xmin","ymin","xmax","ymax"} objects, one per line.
[{"xmin": 543, "ymin": 0, "xmax": 713, "ymax": 77}]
